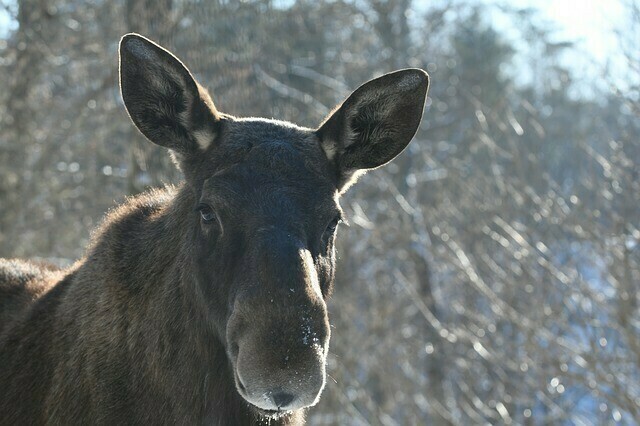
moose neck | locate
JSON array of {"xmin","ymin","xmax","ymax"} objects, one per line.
[{"xmin": 82, "ymin": 184, "xmax": 302, "ymax": 425}]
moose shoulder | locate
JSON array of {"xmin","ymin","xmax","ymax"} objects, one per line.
[{"xmin": 0, "ymin": 34, "xmax": 429, "ymax": 425}]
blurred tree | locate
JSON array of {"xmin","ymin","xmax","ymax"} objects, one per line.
[
  {"xmin": 0, "ymin": 0, "xmax": 56, "ymax": 254},
  {"xmin": 0, "ymin": 0, "xmax": 637, "ymax": 424}
]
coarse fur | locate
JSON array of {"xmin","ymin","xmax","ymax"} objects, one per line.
[{"xmin": 0, "ymin": 34, "xmax": 429, "ymax": 425}]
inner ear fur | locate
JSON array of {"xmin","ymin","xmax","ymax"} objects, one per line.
[
  {"xmin": 317, "ymin": 68, "xmax": 429, "ymax": 190},
  {"xmin": 119, "ymin": 33, "xmax": 220, "ymax": 156}
]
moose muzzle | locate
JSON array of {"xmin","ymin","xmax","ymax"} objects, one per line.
[{"xmin": 226, "ymin": 230, "xmax": 330, "ymax": 412}]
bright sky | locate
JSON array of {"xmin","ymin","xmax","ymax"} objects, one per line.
[
  {"xmin": 481, "ymin": 0, "xmax": 630, "ymax": 95},
  {"xmin": 0, "ymin": 10, "xmax": 12, "ymax": 37},
  {"xmin": 532, "ymin": 0, "xmax": 625, "ymax": 62},
  {"xmin": 0, "ymin": 0, "xmax": 630, "ymax": 90}
]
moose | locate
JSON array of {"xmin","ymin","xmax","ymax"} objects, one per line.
[{"xmin": 0, "ymin": 34, "xmax": 429, "ymax": 425}]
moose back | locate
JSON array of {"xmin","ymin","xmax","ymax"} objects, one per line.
[{"xmin": 0, "ymin": 34, "xmax": 429, "ymax": 425}]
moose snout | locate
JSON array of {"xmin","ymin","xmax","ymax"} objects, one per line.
[
  {"xmin": 227, "ymin": 291, "xmax": 330, "ymax": 412},
  {"xmin": 229, "ymin": 308, "xmax": 329, "ymax": 412},
  {"xmin": 234, "ymin": 338, "xmax": 327, "ymax": 411},
  {"xmin": 226, "ymin": 231, "xmax": 330, "ymax": 412}
]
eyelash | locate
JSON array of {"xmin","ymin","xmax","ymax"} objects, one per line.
[{"xmin": 323, "ymin": 215, "xmax": 343, "ymax": 241}]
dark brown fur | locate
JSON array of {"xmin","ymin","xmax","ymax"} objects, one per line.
[{"xmin": 0, "ymin": 34, "xmax": 428, "ymax": 425}]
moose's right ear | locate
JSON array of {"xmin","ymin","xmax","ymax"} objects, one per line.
[{"xmin": 119, "ymin": 33, "xmax": 220, "ymax": 156}]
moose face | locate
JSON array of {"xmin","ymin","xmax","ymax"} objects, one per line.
[
  {"xmin": 193, "ymin": 119, "xmax": 338, "ymax": 414},
  {"xmin": 119, "ymin": 34, "xmax": 428, "ymax": 416}
]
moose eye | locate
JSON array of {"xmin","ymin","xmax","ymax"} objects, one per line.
[
  {"xmin": 323, "ymin": 216, "xmax": 342, "ymax": 241},
  {"xmin": 196, "ymin": 204, "xmax": 218, "ymax": 224}
]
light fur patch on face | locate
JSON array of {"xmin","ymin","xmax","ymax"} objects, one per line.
[
  {"xmin": 321, "ymin": 139, "xmax": 337, "ymax": 161},
  {"xmin": 300, "ymin": 248, "xmax": 323, "ymax": 300},
  {"xmin": 193, "ymin": 128, "xmax": 214, "ymax": 150}
]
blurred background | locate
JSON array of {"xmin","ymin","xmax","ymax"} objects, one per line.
[{"xmin": 0, "ymin": 0, "xmax": 638, "ymax": 424}]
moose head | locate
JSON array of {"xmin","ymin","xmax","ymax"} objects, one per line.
[{"xmin": 119, "ymin": 33, "xmax": 429, "ymax": 417}]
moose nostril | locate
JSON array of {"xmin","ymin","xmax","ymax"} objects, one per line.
[{"xmin": 272, "ymin": 392, "xmax": 295, "ymax": 409}]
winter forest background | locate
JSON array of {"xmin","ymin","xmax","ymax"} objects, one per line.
[{"xmin": 0, "ymin": 0, "xmax": 639, "ymax": 424}]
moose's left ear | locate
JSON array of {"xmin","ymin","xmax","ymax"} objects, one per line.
[{"xmin": 317, "ymin": 69, "xmax": 429, "ymax": 190}]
